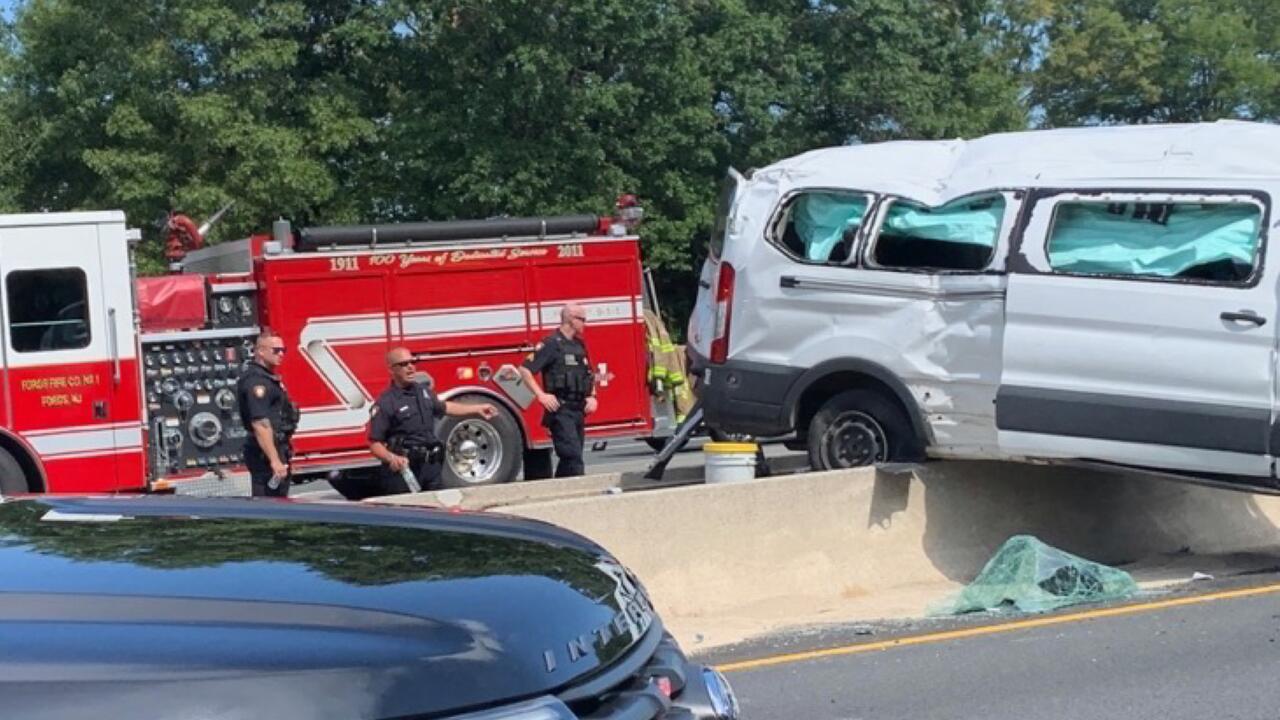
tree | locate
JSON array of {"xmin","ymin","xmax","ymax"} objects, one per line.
[
  {"xmin": 0, "ymin": 0, "xmax": 1027, "ymax": 327},
  {"xmin": 381, "ymin": 0, "xmax": 726, "ymax": 322},
  {"xmin": 1029, "ymin": 0, "xmax": 1280, "ymax": 126},
  {"xmin": 3, "ymin": 0, "xmax": 397, "ymax": 272}
]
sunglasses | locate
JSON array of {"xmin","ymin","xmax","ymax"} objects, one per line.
[
  {"xmin": 570, "ymin": 314, "xmax": 587, "ymax": 322},
  {"xmin": 268, "ymin": 346, "xmax": 286, "ymax": 355},
  {"xmin": 392, "ymin": 359, "xmax": 415, "ymax": 368}
]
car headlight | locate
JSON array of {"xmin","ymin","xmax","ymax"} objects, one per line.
[{"xmin": 447, "ymin": 696, "xmax": 575, "ymax": 720}]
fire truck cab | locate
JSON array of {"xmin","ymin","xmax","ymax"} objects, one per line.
[
  {"xmin": 0, "ymin": 211, "xmax": 144, "ymax": 494},
  {"xmin": 0, "ymin": 205, "xmax": 662, "ymax": 495}
]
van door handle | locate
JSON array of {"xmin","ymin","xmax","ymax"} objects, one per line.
[{"xmin": 1221, "ymin": 310, "xmax": 1267, "ymax": 327}]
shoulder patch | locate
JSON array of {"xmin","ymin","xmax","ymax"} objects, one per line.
[
  {"xmin": 534, "ymin": 342, "xmax": 544, "ymax": 351},
  {"xmin": 370, "ymin": 405, "xmax": 378, "ymax": 417},
  {"xmin": 253, "ymin": 385, "xmax": 266, "ymax": 399}
]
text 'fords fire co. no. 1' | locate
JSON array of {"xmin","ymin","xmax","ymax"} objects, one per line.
[{"xmin": 0, "ymin": 196, "xmax": 671, "ymax": 495}]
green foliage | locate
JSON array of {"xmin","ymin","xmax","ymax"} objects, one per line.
[
  {"xmin": 1027, "ymin": 0, "xmax": 1280, "ymax": 125},
  {"xmin": 2, "ymin": 0, "xmax": 393, "ymax": 272},
  {"xmin": 4, "ymin": 1, "xmax": 1271, "ymax": 329}
]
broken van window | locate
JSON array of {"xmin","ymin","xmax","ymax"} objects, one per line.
[
  {"xmin": 1047, "ymin": 201, "xmax": 1263, "ymax": 281},
  {"xmin": 872, "ymin": 195, "xmax": 1004, "ymax": 271},
  {"xmin": 778, "ymin": 192, "xmax": 869, "ymax": 263}
]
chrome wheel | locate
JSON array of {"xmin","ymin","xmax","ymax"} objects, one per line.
[{"xmin": 446, "ymin": 419, "xmax": 504, "ymax": 484}]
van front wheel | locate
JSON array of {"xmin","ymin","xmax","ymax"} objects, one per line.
[{"xmin": 807, "ymin": 389, "xmax": 914, "ymax": 470}]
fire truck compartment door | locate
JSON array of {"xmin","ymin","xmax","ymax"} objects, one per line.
[{"xmin": 0, "ymin": 217, "xmax": 133, "ymax": 491}]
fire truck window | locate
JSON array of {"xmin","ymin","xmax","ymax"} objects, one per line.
[{"xmin": 6, "ymin": 268, "xmax": 91, "ymax": 352}]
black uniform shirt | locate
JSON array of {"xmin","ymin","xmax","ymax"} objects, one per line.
[
  {"xmin": 237, "ymin": 361, "xmax": 289, "ymax": 451},
  {"xmin": 369, "ymin": 381, "xmax": 444, "ymax": 446},
  {"xmin": 523, "ymin": 330, "xmax": 592, "ymax": 400}
]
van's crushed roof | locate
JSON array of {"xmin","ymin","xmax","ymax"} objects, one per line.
[{"xmin": 757, "ymin": 121, "xmax": 1280, "ymax": 204}]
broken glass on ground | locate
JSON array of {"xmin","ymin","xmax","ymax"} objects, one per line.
[{"xmin": 931, "ymin": 535, "xmax": 1138, "ymax": 616}]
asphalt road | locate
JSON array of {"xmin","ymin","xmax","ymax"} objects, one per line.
[{"xmin": 713, "ymin": 578, "xmax": 1280, "ymax": 720}]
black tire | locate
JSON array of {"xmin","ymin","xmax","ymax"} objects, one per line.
[
  {"xmin": 806, "ymin": 389, "xmax": 918, "ymax": 471},
  {"xmin": 329, "ymin": 467, "xmax": 381, "ymax": 501},
  {"xmin": 523, "ymin": 447, "xmax": 554, "ymax": 480},
  {"xmin": 438, "ymin": 397, "xmax": 523, "ymax": 488},
  {"xmin": 0, "ymin": 447, "xmax": 30, "ymax": 494}
]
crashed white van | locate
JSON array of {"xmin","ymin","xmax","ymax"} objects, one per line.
[{"xmin": 691, "ymin": 121, "xmax": 1280, "ymax": 490}]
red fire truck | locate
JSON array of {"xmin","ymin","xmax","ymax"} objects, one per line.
[{"xmin": 0, "ymin": 200, "xmax": 669, "ymax": 495}]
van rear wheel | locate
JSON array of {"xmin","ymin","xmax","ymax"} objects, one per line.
[{"xmin": 807, "ymin": 389, "xmax": 915, "ymax": 470}]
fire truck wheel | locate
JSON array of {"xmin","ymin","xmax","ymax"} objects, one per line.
[
  {"xmin": 0, "ymin": 447, "xmax": 29, "ymax": 494},
  {"xmin": 438, "ymin": 399, "xmax": 522, "ymax": 488}
]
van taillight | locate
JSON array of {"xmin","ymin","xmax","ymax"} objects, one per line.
[{"xmin": 710, "ymin": 261, "xmax": 735, "ymax": 364}]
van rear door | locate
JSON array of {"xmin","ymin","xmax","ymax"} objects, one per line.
[{"xmin": 688, "ymin": 169, "xmax": 744, "ymax": 366}]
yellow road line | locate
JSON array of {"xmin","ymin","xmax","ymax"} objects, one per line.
[{"xmin": 718, "ymin": 581, "xmax": 1280, "ymax": 673}]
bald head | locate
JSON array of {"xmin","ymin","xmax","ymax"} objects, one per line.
[
  {"xmin": 253, "ymin": 330, "xmax": 286, "ymax": 368},
  {"xmin": 560, "ymin": 304, "xmax": 585, "ymax": 323},
  {"xmin": 560, "ymin": 303, "xmax": 587, "ymax": 338},
  {"xmin": 386, "ymin": 347, "xmax": 417, "ymax": 387}
]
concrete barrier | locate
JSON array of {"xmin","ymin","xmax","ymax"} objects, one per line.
[
  {"xmin": 372, "ymin": 460, "xmax": 1280, "ymax": 650},
  {"xmin": 370, "ymin": 454, "xmax": 810, "ymax": 511}
]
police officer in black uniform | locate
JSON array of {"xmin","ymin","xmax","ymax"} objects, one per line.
[
  {"xmin": 521, "ymin": 303, "xmax": 598, "ymax": 478},
  {"xmin": 364, "ymin": 346, "xmax": 498, "ymax": 497},
  {"xmin": 236, "ymin": 331, "xmax": 300, "ymax": 497}
]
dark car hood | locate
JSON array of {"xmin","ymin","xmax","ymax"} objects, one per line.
[{"xmin": 0, "ymin": 497, "xmax": 658, "ymax": 719}]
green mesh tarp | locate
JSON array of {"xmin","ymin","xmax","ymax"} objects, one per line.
[{"xmin": 931, "ymin": 535, "xmax": 1138, "ymax": 615}]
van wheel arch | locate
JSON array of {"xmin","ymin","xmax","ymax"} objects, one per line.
[{"xmin": 787, "ymin": 362, "xmax": 929, "ymax": 461}]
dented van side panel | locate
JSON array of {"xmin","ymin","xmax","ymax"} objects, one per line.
[{"xmin": 710, "ymin": 167, "xmax": 1016, "ymax": 458}]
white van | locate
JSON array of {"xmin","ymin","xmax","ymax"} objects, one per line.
[{"xmin": 690, "ymin": 121, "xmax": 1280, "ymax": 490}]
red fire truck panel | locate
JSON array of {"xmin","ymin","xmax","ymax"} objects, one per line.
[{"xmin": 0, "ymin": 207, "xmax": 659, "ymax": 495}]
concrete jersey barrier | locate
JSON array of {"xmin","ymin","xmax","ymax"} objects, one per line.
[{"xmin": 370, "ymin": 460, "xmax": 1280, "ymax": 650}]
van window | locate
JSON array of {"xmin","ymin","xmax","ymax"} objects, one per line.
[
  {"xmin": 7, "ymin": 268, "xmax": 91, "ymax": 352},
  {"xmin": 775, "ymin": 192, "xmax": 870, "ymax": 264},
  {"xmin": 1047, "ymin": 201, "xmax": 1263, "ymax": 282},
  {"xmin": 872, "ymin": 195, "xmax": 1004, "ymax": 271}
]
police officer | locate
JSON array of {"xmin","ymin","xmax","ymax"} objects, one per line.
[
  {"xmin": 237, "ymin": 330, "xmax": 299, "ymax": 497},
  {"xmin": 520, "ymin": 303, "xmax": 598, "ymax": 478},
  {"xmin": 366, "ymin": 347, "xmax": 499, "ymax": 496}
]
